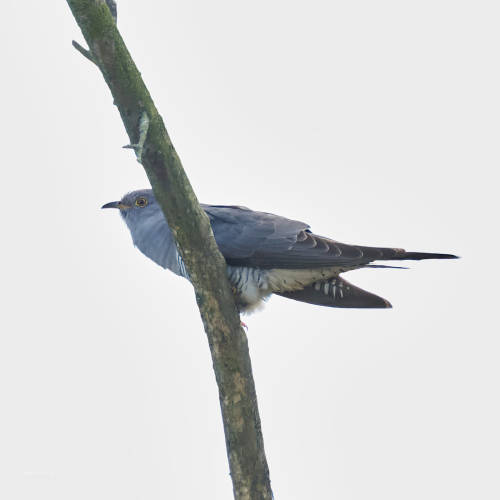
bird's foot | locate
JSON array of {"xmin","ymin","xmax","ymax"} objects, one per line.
[
  {"xmin": 123, "ymin": 111, "xmax": 150, "ymax": 163},
  {"xmin": 240, "ymin": 320, "xmax": 248, "ymax": 331}
]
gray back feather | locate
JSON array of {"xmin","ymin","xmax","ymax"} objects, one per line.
[{"xmin": 203, "ymin": 204, "xmax": 310, "ymax": 262}]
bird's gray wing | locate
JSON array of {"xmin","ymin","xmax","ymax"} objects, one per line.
[{"xmin": 202, "ymin": 205, "xmax": 399, "ymax": 269}]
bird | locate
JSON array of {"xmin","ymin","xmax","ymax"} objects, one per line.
[{"xmin": 102, "ymin": 189, "xmax": 458, "ymax": 313}]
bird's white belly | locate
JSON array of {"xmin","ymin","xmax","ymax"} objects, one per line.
[{"xmin": 226, "ymin": 265, "xmax": 347, "ymax": 313}]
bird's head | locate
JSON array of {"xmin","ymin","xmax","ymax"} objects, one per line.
[
  {"xmin": 101, "ymin": 189, "xmax": 177, "ymax": 270},
  {"xmin": 101, "ymin": 189, "xmax": 158, "ymax": 222}
]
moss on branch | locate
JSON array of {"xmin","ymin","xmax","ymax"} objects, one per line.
[{"xmin": 66, "ymin": 1, "xmax": 272, "ymax": 499}]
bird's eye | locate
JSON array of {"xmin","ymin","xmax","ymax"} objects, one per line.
[{"xmin": 135, "ymin": 197, "xmax": 148, "ymax": 208}]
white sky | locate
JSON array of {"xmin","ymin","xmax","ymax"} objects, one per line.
[{"xmin": 1, "ymin": 1, "xmax": 499, "ymax": 499}]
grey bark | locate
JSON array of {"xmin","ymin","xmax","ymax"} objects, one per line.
[{"xmin": 65, "ymin": 1, "xmax": 273, "ymax": 499}]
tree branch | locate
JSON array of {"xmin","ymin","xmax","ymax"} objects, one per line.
[
  {"xmin": 66, "ymin": 1, "xmax": 272, "ymax": 499},
  {"xmin": 71, "ymin": 39, "xmax": 96, "ymax": 64}
]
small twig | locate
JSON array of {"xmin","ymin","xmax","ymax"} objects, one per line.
[
  {"xmin": 123, "ymin": 111, "xmax": 150, "ymax": 163},
  {"xmin": 72, "ymin": 40, "xmax": 96, "ymax": 64}
]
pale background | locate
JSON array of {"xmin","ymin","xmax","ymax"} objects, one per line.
[{"xmin": 1, "ymin": 1, "xmax": 499, "ymax": 499}]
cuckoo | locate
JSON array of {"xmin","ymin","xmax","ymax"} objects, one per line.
[{"xmin": 102, "ymin": 189, "xmax": 457, "ymax": 312}]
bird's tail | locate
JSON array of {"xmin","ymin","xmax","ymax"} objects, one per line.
[
  {"xmin": 275, "ymin": 277, "xmax": 392, "ymax": 309},
  {"xmin": 393, "ymin": 251, "xmax": 458, "ymax": 260},
  {"xmin": 368, "ymin": 248, "xmax": 459, "ymax": 261}
]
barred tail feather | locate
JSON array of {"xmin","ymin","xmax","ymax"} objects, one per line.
[{"xmin": 275, "ymin": 277, "xmax": 392, "ymax": 309}]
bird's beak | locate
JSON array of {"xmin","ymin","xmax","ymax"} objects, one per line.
[
  {"xmin": 101, "ymin": 201, "xmax": 130, "ymax": 210},
  {"xmin": 101, "ymin": 201, "xmax": 120, "ymax": 209}
]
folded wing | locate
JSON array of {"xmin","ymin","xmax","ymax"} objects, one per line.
[{"xmin": 204, "ymin": 205, "xmax": 457, "ymax": 270}]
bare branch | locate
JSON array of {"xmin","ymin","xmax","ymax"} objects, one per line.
[{"xmin": 66, "ymin": 1, "xmax": 273, "ymax": 499}]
